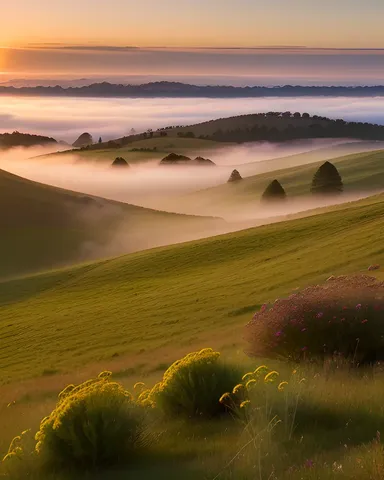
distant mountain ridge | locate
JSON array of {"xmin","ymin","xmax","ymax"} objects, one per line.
[{"xmin": 2, "ymin": 82, "xmax": 384, "ymax": 98}]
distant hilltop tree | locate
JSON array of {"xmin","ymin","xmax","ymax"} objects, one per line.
[
  {"xmin": 160, "ymin": 153, "xmax": 215, "ymax": 166},
  {"xmin": 311, "ymin": 161, "xmax": 343, "ymax": 195},
  {"xmin": 73, "ymin": 132, "xmax": 93, "ymax": 148},
  {"xmin": 227, "ymin": 169, "xmax": 243, "ymax": 183},
  {"xmin": 98, "ymin": 137, "xmax": 102, "ymax": 143},
  {"xmin": 112, "ymin": 157, "xmax": 129, "ymax": 167},
  {"xmin": 261, "ymin": 179, "xmax": 287, "ymax": 202}
]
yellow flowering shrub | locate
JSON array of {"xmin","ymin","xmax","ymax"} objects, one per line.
[
  {"xmin": 34, "ymin": 371, "xmax": 147, "ymax": 470},
  {"xmin": 148, "ymin": 348, "xmax": 240, "ymax": 417}
]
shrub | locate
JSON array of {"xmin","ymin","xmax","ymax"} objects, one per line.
[
  {"xmin": 34, "ymin": 372, "xmax": 147, "ymax": 470},
  {"xmin": 261, "ymin": 179, "xmax": 287, "ymax": 202},
  {"xmin": 246, "ymin": 275, "xmax": 384, "ymax": 365},
  {"xmin": 311, "ymin": 161, "xmax": 343, "ymax": 195},
  {"xmin": 147, "ymin": 348, "xmax": 240, "ymax": 418}
]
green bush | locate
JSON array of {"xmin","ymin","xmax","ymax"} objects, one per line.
[
  {"xmin": 246, "ymin": 275, "xmax": 384, "ymax": 365},
  {"xmin": 34, "ymin": 372, "xmax": 147, "ymax": 470},
  {"xmin": 147, "ymin": 348, "xmax": 240, "ymax": 418}
]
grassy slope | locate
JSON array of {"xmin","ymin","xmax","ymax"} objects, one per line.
[
  {"xmin": 47, "ymin": 137, "xmax": 224, "ymax": 164},
  {"xmin": 1, "ymin": 193, "xmax": 384, "ymax": 383},
  {"xmin": 175, "ymin": 149, "xmax": 384, "ymax": 215},
  {"xmin": 0, "ymin": 168, "xmax": 223, "ymax": 279}
]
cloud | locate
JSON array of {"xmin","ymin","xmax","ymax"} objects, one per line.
[{"xmin": 1, "ymin": 96, "xmax": 384, "ymax": 142}]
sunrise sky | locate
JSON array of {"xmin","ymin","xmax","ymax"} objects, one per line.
[
  {"xmin": 2, "ymin": 0, "xmax": 384, "ymax": 48},
  {"xmin": 1, "ymin": 0, "xmax": 384, "ymax": 83}
]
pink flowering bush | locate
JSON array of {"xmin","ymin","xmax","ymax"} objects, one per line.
[{"xmin": 246, "ymin": 275, "xmax": 384, "ymax": 365}]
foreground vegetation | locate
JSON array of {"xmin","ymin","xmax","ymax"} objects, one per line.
[{"xmin": 4, "ymin": 346, "xmax": 384, "ymax": 479}]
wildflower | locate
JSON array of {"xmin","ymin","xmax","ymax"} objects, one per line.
[
  {"xmin": 305, "ymin": 459, "xmax": 314, "ymax": 469},
  {"xmin": 260, "ymin": 304, "xmax": 267, "ymax": 313},
  {"xmin": 242, "ymin": 372, "xmax": 254, "ymax": 381},
  {"xmin": 232, "ymin": 384, "xmax": 245, "ymax": 395},
  {"xmin": 275, "ymin": 330, "xmax": 283, "ymax": 337},
  {"xmin": 254, "ymin": 365, "xmax": 269, "ymax": 376},
  {"xmin": 246, "ymin": 379, "xmax": 257, "ymax": 390},
  {"xmin": 219, "ymin": 393, "xmax": 231, "ymax": 405},
  {"xmin": 316, "ymin": 312, "xmax": 323, "ymax": 318},
  {"xmin": 332, "ymin": 462, "xmax": 343, "ymax": 472},
  {"xmin": 264, "ymin": 371, "xmax": 279, "ymax": 384},
  {"xmin": 362, "ymin": 319, "xmax": 368, "ymax": 324},
  {"xmin": 278, "ymin": 381, "xmax": 288, "ymax": 392},
  {"xmin": 356, "ymin": 304, "xmax": 362, "ymax": 310},
  {"xmin": 240, "ymin": 400, "xmax": 251, "ymax": 409},
  {"xmin": 134, "ymin": 382, "xmax": 145, "ymax": 391},
  {"xmin": 301, "ymin": 346, "xmax": 308, "ymax": 352},
  {"xmin": 301, "ymin": 328, "xmax": 307, "ymax": 332},
  {"xmin": 292, "ymin": 369, "xmax": 297, "ymax": 375}
]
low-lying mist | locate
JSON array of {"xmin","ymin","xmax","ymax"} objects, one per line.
[
  {"xmin": 2, "ymin": 95, "xmax": 384, "ymax": 142},
  {"xmin": 1, "ymin": 139, "xmax": 383, "ymax": 273}
]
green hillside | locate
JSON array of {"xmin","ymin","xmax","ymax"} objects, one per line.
[
  {"xmin": 169, "ymin": 149, "xmax": 384, "ymax": 216},
  {"xmin": 46, "ymin": 136, "xmax": 223, "ymax": 164},
  {"xmin": 1, "ymin": 192, "xmax": 384, "ymax": 384},
  {"xmin": 0, "ymin": 168, "xmax": 224, "ymax": 279}
]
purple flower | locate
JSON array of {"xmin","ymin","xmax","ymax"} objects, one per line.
[
  {"xmin": 305, "ymin": 459, "xmax": 314, "ymax": 469},
  {"xmin": 275, "ymin": 331, "xmax": 283, "ymax": 337},
  {"xmin": 301, "ymin": 328, "xmax": 307, "ymax": 332},
  {"xmin": 356, "ymin": 304, "xmax": 362, "ymax": 310},
  {"xmin": 362, "ymin": 319, "xmax": 368, "ymax": 324},
  {"xmin": 316, "ymin": 312, "xmax": 324, "ymax": 318}
]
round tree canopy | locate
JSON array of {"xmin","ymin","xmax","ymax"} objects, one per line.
[
  {"xmin": 261, "ymin": 179, "xmax": 287, "ymax": 202},
  {"xmin": 112, "ymin": 157, "xmax": 129, "ymax": 167},
  {"xmin": 72, "ymin": 132, "xmax": 93, "ymax": 148},
  {"xmin": 311, "ymin": 161, "xmax": 343, "ymax": 195}
]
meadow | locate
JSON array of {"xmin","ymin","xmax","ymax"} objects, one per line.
[{"xmin": 2, "ymin": 133, "xmax": 384, "ymax": 479}]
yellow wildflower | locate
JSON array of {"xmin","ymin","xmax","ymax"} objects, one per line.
[
  {"xmin": 264, "ymin": 371, "xmax": 280, "ymax": 384},
  {"xmin": 254, "ymin": 365, "xmax": 269, "ymax": 377},
  {"xmin": 134, "ymin": 382, "xmax": 146, "ymax": 391},
  {"xmin": 219, "ymin": 392, "xmax": 231, "ymax": 405},
  {"xmin": 242, "ymin": 372, "xmax": 254, "ymax": 382},
  {"xmin": 240, "ymin": 400, "xmax": 251, "ymax": 409},
  {"xmin": 232, "ymin": 384, "xmax": 245, "ymax": 395},
  {"xmin": 278, "ymin": 381, "xmax": 288, "ymax": 392},
  {"xmin": 246, "ymin": 379, "xmax": 257, "ymax": 390}
]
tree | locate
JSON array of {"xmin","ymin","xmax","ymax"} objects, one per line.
[
  {"xmin": 261, "ymin": 179, "xmax": 287, "ymax": 202},
  {"xmin": 98, "ymin": 137, "xmax": 102, "ymax": 143},
  {"xmin": 227, "ymin": 169, "xmax": 242, "ymax": 183},
  {"xmin": 310, "ymin": 161, "xmax": 343, "ymax": 195},
  {"xmin": 111, "ymin": 157, "xmax": 129, "ymax": 167},
  {"xmin": 72, "ymin": 133, "xmax": 93, "ymax": 148}
]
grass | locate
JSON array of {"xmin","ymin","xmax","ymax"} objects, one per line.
[
  {"xmin": 176, "ymin": 148, "xmax": 384, "ymax": 216},
  {"xmin": 1, "ymin": 192, "xmax": 384, "ymax": 385},
  {"xmin": 0, "ymin": 168, "xmax": 223, "ymax": 279},
  {"xmin": 47, "ymin": 136, "xmax": 224, "ymax": 164}
]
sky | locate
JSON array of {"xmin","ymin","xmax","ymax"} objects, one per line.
[
  {"xmin": 1, "ymin": 0, "xmax": 384, "ymax": 82},
  {"xmin": 1, "ymin": 0, "xmax": 384, "ymax": 49}
]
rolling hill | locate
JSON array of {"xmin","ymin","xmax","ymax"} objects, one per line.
[
  {"xmin": 162, "ymin": 149, "xmax": 384, "ymax": 217},
  {"xmin": 0, "ymin": 168, "xmax": 224, "ymax": 279},
  {"xmin": 1, "ymin": 192, "xmax": 384, "ymax": 385}
]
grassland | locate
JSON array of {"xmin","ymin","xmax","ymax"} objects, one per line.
[
  {"xmin": 1, "ymin": 190, "xmax": 384, "ymax": 478},
  {"xmin": 1, "ymin": 192, "xmax": 384, "ymax": 384},
  {"xmin": 46, "ymin": 136, "xmax": 224, "ymax": 164},
  {"xmin": 169, "ymin": 148, "xmax": 384, "ymax": 216},
  {"xmin": 0, "ymin": 168, "xmax": 224, "ymax": 279}
]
